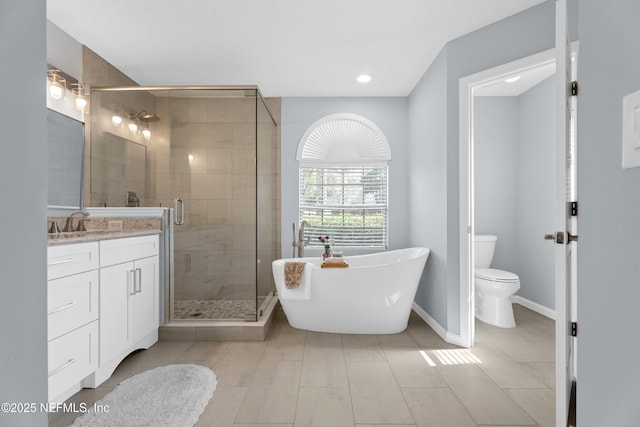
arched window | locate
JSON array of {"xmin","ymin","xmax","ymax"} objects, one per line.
[{"xmin": 297, "ymin": 113, "xmax": 391, "ymax": 248}]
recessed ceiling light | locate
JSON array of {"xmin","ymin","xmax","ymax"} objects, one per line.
[
  {"xmin": 357, "ymin": 74, "xmax": 372, "ymax": 83},
  {"xmin": 505, "ymin": 75, "xmax": 521, "ymax": 83}
]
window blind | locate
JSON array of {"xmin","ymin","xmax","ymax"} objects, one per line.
[{"xmin": 299, "ymin": 166, "xmax": 388, "ymax": 248}]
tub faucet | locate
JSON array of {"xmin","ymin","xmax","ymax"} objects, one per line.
[
  {"xmin": 63, "ymin": 210, "xmax": 90, "ymax": 232},
  {"xmin": 292, "ymin": 221, "xmax": 310, "ymax": 257},
  {"xmin": 298, "ymin": 220, "xmax": 309, "ymax": 258}
]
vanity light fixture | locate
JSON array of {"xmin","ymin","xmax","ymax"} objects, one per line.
[
  {"xmin": 357, "ymin": 74, "xmax": 372, "ymax": 83},
  {"xmin": 72, "ymin": 83, "xmax": 88, "ymax": 111},
  {"xmin": 111, "ymin": 115, "xmax": 123, "ymax": 126},
  {"xmin": 505, "ymin": 75, "xmax": 521, "ymax": 83},
  {"xmin": 128, "ymin": 122, "xmax": 138, "ymax": 133},
  {"xmin": 47, "ymin": 69, "xmax": 66, "ymax": 100},
  {"xmin": 142, "ymin": 127, "xmax": 151, "ymax": 140}
]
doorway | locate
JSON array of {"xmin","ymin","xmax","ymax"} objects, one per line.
[{"xmin": 458, "ymin": 48, "xmax": 558, "ymax": 348}]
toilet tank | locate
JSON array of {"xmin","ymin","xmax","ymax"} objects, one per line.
[{"xmin": 474, "ymin": 235, "xmax": 497, "ymax": 268}]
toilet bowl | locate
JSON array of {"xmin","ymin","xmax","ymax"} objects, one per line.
[
  {"xmin": 475, "ymin": 268, "xmax": 520, "ymax": 328},
  {"xmin": 474, "ymin": 235, "xmax": 520, "ymax": 328}
]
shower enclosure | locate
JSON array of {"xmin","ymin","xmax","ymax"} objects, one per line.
[{"xmin": 88, "ymin": 86, "xmax": 278, "ymax": 322}]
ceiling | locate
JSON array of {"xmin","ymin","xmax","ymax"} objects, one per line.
[
  {"xmin": 46, "ymin": 0, "xmax": 547, "ymax": 97},
  {"xmin": 474, "ymin": 62, "xmax": 556, "ymax": 97}
]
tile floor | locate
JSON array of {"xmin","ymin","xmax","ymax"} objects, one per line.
[{"xmin": 50, "ymin": 304, "xmax": 555, "ymax": 427}]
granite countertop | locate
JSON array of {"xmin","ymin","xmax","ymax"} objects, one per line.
[
  {"xmin": 47, "ymin": 229, "xmax": 161, "ymax": 246},
  {"xmin": 47, "ymin": 216, "xmax": 163, "ymax": 246}
]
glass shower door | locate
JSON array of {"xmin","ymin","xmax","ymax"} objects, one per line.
[{"xmin": 170, "ymin": 89, "xmax": 258, "ymax": 321}]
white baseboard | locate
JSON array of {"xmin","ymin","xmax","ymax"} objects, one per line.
[
  {"xmin": 412, "ymin": 298, "xmax": 554, "ymax": 348},
  {"xmin": 512, "ymin": 295, "xmax": 556, "ymax": 320},
  {"xmin": 411, "ymin": 303, "xmax": 465, "ymax": 347}
]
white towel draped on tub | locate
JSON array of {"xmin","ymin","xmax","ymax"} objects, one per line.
[{"xmin": 279, "ymin": 262, "xmax": 312, "ymax": 300}]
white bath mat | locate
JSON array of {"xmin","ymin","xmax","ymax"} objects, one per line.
[{"xmin": 71, "ymin": 364, "xmax": 216, "ymax": 427}]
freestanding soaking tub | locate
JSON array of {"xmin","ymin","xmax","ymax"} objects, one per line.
[{"xmin": 272, "ymin": 247, "xmax": 430, "ymax": 334}]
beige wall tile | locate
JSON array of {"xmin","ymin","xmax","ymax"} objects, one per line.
[
  {"xmin": 207, "ymin": 98, "xmax": 255, "ymax": 124},
  {"xmin": 207, "ymin": 149, "xmax": 233, "ymax": 172}
]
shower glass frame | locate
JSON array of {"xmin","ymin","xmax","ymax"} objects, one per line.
[{"xmin": 88, "ymin": 86, "xmax": 278, "ymax": 323}]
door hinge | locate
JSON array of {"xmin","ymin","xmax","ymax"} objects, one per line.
[
  {"xmin": 569, "ymin": 201, "xmax": 578, "ymax": 217},
  {"xmin": 571, "ymin": 81, "xmax": 578, "ymax": 96},
  {"xmin": 570, "ymin": 322, "xmax": 578, "ymax": 337}
]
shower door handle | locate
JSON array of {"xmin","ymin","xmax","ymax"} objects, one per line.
[{"xmin": 174, "ymin": 197, "xmax": 185, "ymax": 225}]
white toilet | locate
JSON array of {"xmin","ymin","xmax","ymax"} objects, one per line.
[{"xmin": 474, "ymin": 235, "xmax": 520, "ymax": 328}]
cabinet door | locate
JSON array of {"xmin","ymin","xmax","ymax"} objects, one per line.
[
  {"xmin": 99, "ymin": 261, "xmax": 134, "ymax": 364},
  {"xmin": 133, "ymin": 256, "xmax": 159, "ymax": 342}
]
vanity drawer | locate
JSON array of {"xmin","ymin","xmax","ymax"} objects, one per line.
[
  {"xmin": 48, "ymin": 242, "xmax": 99, "ymax": 280},
  {"xmin": 100, "ymin": 234, "xmax": 159, "ymax": 267},
  {"xmin": 48, "ymin": 320, "xmax": 98, "ymax": 402},
  {"xmin": 48, "ymin": 270, "xmax": 99, "ymax": 340}
]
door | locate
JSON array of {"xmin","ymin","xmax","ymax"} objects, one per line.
[
  {"xmin": 99, "ymin": 261, "xmax": 134, "ymax": 364},
  {"xmin": 553, "ymin": 0, "xmax": 576, "ymax": 425},
  {"xmin": 133, "ymin": 256, "xmax": 159, "ymax": 341}
]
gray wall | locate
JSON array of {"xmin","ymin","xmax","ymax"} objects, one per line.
[
  {"xmin": 474, "ymin": 96, "xmax": 520, "ymax": 272},
  {"xmin": 280, "ymin": 97, "xmax": 409, "ymax": 257},
  {"xmin": 577, "ymin": 0, "xmax": 640, "ymax": 424},
  {"xmin": 516, "ymin": 77, "xmax": 555, "ymax": 309},
  {"xmin": 0, "ymin": 1, "xmax": 49, "ymax": 426},
  {"xmin": 46, "ymin": 20, "xmax": 82, "ymax": 79},
  {"xmin": 409, "ymin": 0, "xmax": 560, "ymax": 333},
  {"xmin": 407, "ymin": 48, "xmax": 449, "ymax": 325},
  {"xmin": 474, "ymin": 76, "xmax": 556, "ymax": 311}
]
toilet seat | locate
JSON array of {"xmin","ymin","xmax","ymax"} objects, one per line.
[{"xmin": 475, "ymin": 268, "xmax": 519, "ymax": 283}]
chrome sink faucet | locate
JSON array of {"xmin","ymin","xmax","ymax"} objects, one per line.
[{"xmin": 63, "ymin": 210, "xmax": 90, "ymax": 232}]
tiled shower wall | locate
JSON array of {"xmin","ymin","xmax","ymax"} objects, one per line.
[
  {"xmin": 82, "ymin": 47, "xmax": 281, "ymax": 311},
  {"xmin": 82, "ymin": 47, "xmax": 168, "ymax": 208}
]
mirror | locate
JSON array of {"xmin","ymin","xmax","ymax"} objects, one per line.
[
  {"xmin": 47, "ymin": 108, "xmax": 84, "ymax": 209},
  {"xmin": 90, "ymin": 132, "xmax": 147, "ymax": 208}
]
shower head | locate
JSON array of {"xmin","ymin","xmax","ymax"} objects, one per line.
[{"xmin": 129, "ymin": 110, "xmax": 160, "ymax": 122}]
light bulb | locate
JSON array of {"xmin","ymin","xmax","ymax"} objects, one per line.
[
  {"xmin": 47, "ymin": 70, "xmax": 66, "ymax": 100},
  {"xmin": 142, "ymin": 129, "xmax": 151, "ymax": 140},
  {"xmin": 128, "ymin": 122, "xmax": 138, "ymax": 133},
  {"xmin": 75, "ymin": 95, "xmax": 87, "ymax": 110},
  {"xmin": 111, "ymin": 115, "xmax": 123, "ymax": 126},
  {"xmin": 188, "ymin": 153, "xmax": 194, "ymax": 165},
  {"xmin": 49, "ymin": 82, "xmax": 64, "ymax": 100},
  {"xmin": 357, "ymin": 74, "xmax": 372, "ymax": 83}
]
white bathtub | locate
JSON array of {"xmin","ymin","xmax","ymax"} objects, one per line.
[{"xmin": 272, "ymin": 247, "xmax": 430, "ymax": 334}]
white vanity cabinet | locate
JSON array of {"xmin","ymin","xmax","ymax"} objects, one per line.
[
  {"xmin": 47, "ymin": 233, "xmax": 161, "ymax": 401},
  {"xmin": 47, "ymin": 242, "xmax": 100, "ymax": 403},
  {"xmin": 96, "ymin": 235, "xmax": 159, "ymax": 383}
]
